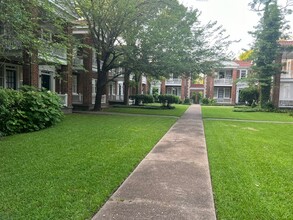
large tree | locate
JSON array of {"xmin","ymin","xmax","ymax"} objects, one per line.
[
  {"xmin": 60, "ymin": 0, "xmax": 232, "ymax": 110},
  {"xmin": 119, "ymin": 2, "xmax": 233, "ymax": 104},
  {"xmin": 250, "ymin": 0, "xmax": 286, "ymax": 107},
  {"xmin": 0, "ymin": 0, "xmax": 72, "ymax": 62},
  {"xmin": 59, "ymin": 0, "xmax": 166, "ymax": 110}
]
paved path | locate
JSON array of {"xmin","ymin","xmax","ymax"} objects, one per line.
[{"xmin": 92, "ymin": 105, "xmax": 216, "ymax": 220}]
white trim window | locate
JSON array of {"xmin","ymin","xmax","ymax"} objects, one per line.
[
  {"xmin": 240, "ymin": 69, "xmax": 247, "ymax": 79},
  {"xmin": 214, "ymin": 87, "xmax": 231, "ymax": 99},
  {"xmin": 0, "ymin": 64, "xmax": 22, "ymax": 90},
  {"xmin": 92, "ymin": 78, "xmax": 97, "ymax": 94},
  {"xmin": 118, "ymin": 81, "xmax": 123, "ymax": 96},
  {"xmin": 217, "ymin": 70, "xmax": 232, "ymax": 79},
  {"xmin": 72, "ymin": 75, "xmax": 78, "ymax": 94},
  {"xmin": 38, "ymin": 65, "xmax": 55, "ymax": 92}
]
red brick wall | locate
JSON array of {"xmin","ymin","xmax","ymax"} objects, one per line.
[
  {"xmin": 205, "ymin": 75, "xmax": 214, "ymax": 99},
  {"xmin": 22, "ymin": 50, "xmax": 39, "ymax": 88},
  {"xmin": 82, "ymin": 36, "xmax": 93, "ymax": 106}
]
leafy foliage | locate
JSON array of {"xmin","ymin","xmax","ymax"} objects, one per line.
[
  {"xmin": 58, "ymin": 0, "xmax": 232, "ymax": 110},
  {"xmin": 158, "ymin": 95, "xmax": 179, "ymax": 107},
  {"xmin": 239, "ymin": 50, "xmax": 253, "ymax": 61},
  {"xmin": 0, "ymin": 0, "xmax": 73, "ymax": 61},
  {"xmin": 202, "ymin": 98, "xmax": 216, "ymax": 105},
  {"xmin": 250, "ymin": 0, "xmax": 285, "ymax": 107},
  {"xmin": 129, "ymin": 94, "xmax": 154, "ymax": 105},
  {"xmin": 0, "ymin": 86, "xmax": 63, "ymax": 136},
  {"xmin": 239, "ymin": 87, "xmax": 259, "ymax": 105}
]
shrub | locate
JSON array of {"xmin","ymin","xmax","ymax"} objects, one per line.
[
  {"xmin": 239, "ymin": 87, "xmax": 259, "ymax": 106},
  {"xmin": 0, "ymin": 86, "xmax": 63, "ymax": 136},
  {"xmin": 129, "ymin": 94, "xmax": 154, "ymax": 105},
  {"xmin": 262, "ymin": 101, "xmax": 275, "ymax": 111},
  {"xmin": 158, "ymin": 95, "xmax": 179, "ymax": 107},
  {"xmin": 202, "ymin": 98, "xmax": 216, "ymax": 105},
  {"xmin": 192, "ymin": 92, "xmax": 202, "ymax": 104},
  {"xmin": 183, "ymin": 98, "xmax": 191, "ymax": 105},
  {"xmin": 202, "ymin": 98, "xmax": 209, "ymax": 105}
]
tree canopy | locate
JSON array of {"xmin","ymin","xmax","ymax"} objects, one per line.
[
  {"xmin": 0, "ymin": 0, "xmax": 75, "ymax": 63},
  {"xmin": 250, "ymin": 0, "xmax": 288, "ymax": 107},
  {"xmin": 59, "ymin": 0, "xmax": 233, "ymax": 110}
]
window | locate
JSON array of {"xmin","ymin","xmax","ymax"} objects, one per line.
[
  {"xmin": 240, "ymin": 70, "xmax": 247, "ymax": 78},
  {"xmin": 218, "ymin": 88, "xmax": 224, "ymax": 98},
  {"xmin": 219, "ymin": 72, "xmax": 225, "ymax": 79},
  {"xmin": 118, "ymin": 83, "xmax": 123, "ymax": 95},
  {"xmin": 224, "ymin": 88, "xmax": 231, "ymax": 98},
  {"xmin": 92, "ymin": 79, "xmax": 97, "ymax": 94},
  {"xmin": 226, "ymin": 71, "xmax": 232, "ymax": 79},
  {"xmin": 72, "ymin": 75, "xmax": 78, "ymax": 94},
  {"xmin": 6, "ymin": 69, "xmax": 16, "ymax": 89},
  {"xmin": 214, "ymin": 87, "xmax": 231, "ymax": 99},
  {"xmin": 109, "ymin": 83, "xmax": 114, "ymax": 95},
  {"xmin": 287, "ymin": 60, "xmax": 291, "ymax": 71}
]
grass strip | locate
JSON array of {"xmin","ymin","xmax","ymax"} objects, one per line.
[
  {"xmin": 0, "ymin": 114, "xmax": 176, "ymax": 219},
  {"xmin": 202, "ymin": 106, "xmax": 293, "ymax": 122},
  {"xmin": 203, "ymin": 107, "xmax": 293, "ymax": 219}
]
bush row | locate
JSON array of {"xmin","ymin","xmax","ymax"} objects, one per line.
[
  {"xmin": 129, "ymin": 94, "xmax": 154, "ymax": 105},
  {"xmin": 158, "ymin": 95, "xmax": 180, "ymax": 107},
  {"xmin": 0, "ymin": 86, "xmax": 63, "ymax": 136}
]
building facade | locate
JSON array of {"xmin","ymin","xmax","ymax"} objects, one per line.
[{"xmin": 205, "ymin": 61, "xmax": 252, "ymax": 105}]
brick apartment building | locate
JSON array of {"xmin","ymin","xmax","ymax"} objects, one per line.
[
  {"xmin": 205, "ymin": 60, "xmax": 252, "ymax": 105},
  {"xmin": 1, "ymin": 3, "xmax": 293, "ymax": 110}
]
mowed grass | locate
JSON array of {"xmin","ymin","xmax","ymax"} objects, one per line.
[
  {"xmin": 0, "ymin": 114, "xmax": 176, "ymax": 219},
  {"xmin": 103, "ymin": 104, "xmax": 189, "ymax": 117},
  {"xmin": 202, "ymin": 106, "xmax": 293, "ymax": 121},
  {"xmin": 203, "ymin": 107, "xmax": 293, "ymax": 219}
]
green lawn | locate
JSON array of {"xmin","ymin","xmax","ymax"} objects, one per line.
[
  {"xmin": 203, "ymin": 107, "xmax": 293, "ymax": 219},
  {"xmin": 202, "ymin": 106, "xmax": 293, "ymax": 121},
  {"xmin": 103, "ymin": 104, "xmax": 189, "ymax": 117},
  {"xmin": 0, "ymin": 114, "xmax": 176, "ymax": 219}
]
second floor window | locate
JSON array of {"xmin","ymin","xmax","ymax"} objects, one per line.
[
  {"xmin": 240, "ymin": 70, "xmax": 247, "ymax": 78},
  {"xmin": 218, "ymin": 70, "xmax": 232, "ymax": 79},
  {"xmin": 72, "ymin": 75, "xmax": 78, "ymax": 94}
]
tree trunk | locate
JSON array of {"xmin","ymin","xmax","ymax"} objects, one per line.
[
  {"xmin": 123, "ymin": 70, "xmax": 130, "ymax": 105},
  {"xmin": 93, "ymin": 71, "xmax": 107, "ymax": 111},
  {"xmin": 259, "ymin": 79, "xmax": 271, "ymax": 108},
  {"xmin": 134, "ymin": 73, "xmax": 142, "ymax": 106}
]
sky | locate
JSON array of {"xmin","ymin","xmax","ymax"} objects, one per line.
[{"xmin": 179, "ymin": 0, "xmax": 293, "ymax": 58}]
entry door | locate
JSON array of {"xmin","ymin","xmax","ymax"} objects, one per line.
[{"xmin": 41, "ymin": 74, "xmax": 51, "ymax": 90}]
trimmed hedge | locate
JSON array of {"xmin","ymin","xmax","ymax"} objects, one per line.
[
  {"xmin": 0, "ymin": 86, "xmax": 63, "ymax": 136},
  {"xmin": 129, "ymin": 94, "xmax": 154, "ymax": 105},
  {"xmin": 158, "ymin": 95, "xmax": 179, "ymax": 107}
]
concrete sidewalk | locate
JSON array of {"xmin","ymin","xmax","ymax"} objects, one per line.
[{"xmin": 92, "ymin": 105, "xmax": 216, "ymax": 220}]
